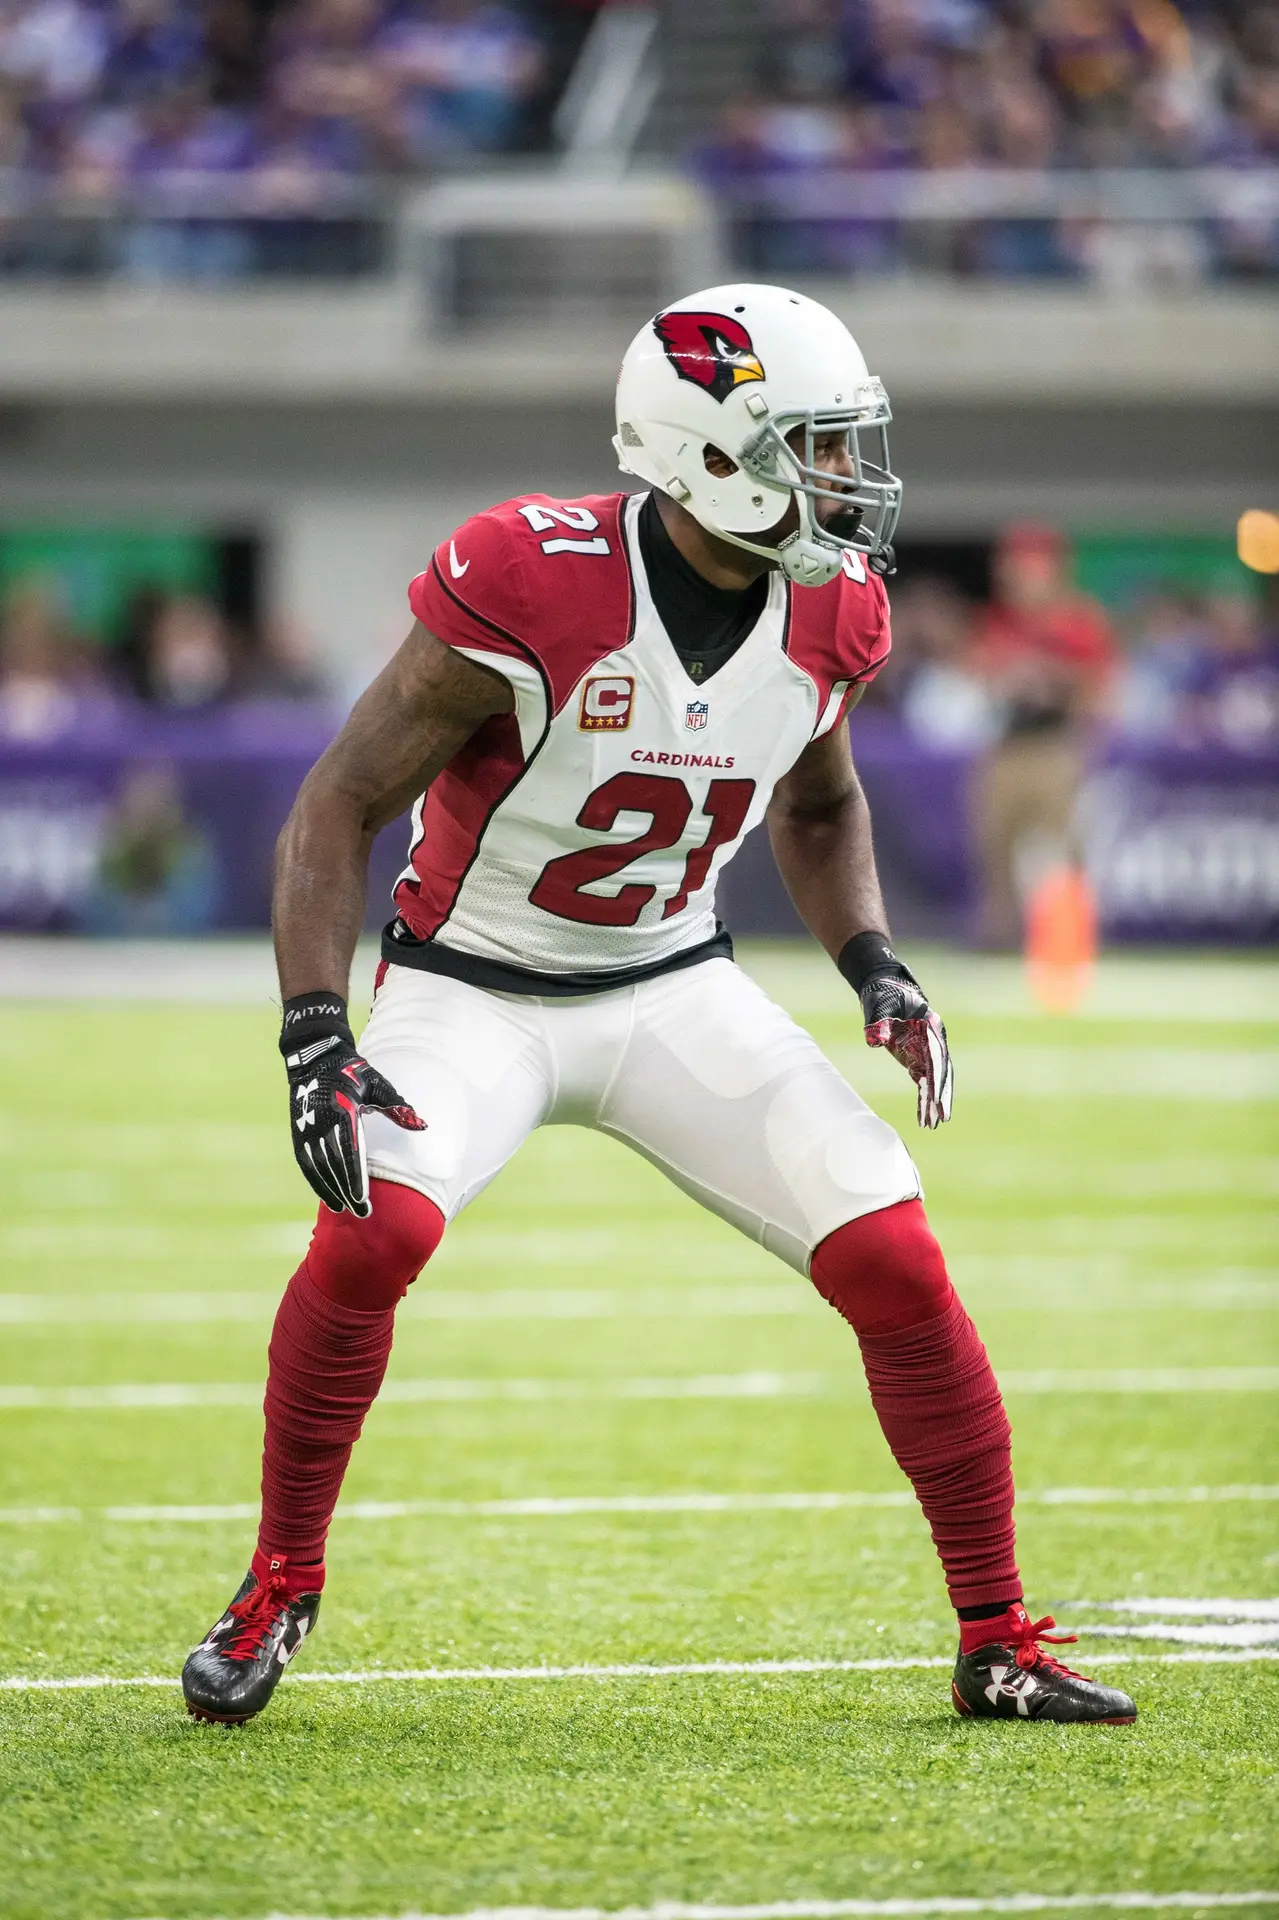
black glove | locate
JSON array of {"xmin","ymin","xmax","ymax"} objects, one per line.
[
  {"xmin": 280, "ymin": 992, "xmax": 424, "ymax": 1217},
  {"xmin": 838, "ymin": 932, "xmax": 954, "ymax": 1131}
]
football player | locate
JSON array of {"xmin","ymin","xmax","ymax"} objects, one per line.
[{"xmin": 182, "ymin": 285, "xmax": 1134, "ymax": 1728}]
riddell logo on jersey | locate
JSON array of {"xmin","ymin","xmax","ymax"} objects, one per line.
[{"xmin": 579, "ymin": 676, "xmax": 634, "ymax": 731}]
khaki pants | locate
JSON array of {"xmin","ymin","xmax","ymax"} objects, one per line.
[{"xmin": 972, "ymin": 731, "xmax": 1085, "ymax": 950}]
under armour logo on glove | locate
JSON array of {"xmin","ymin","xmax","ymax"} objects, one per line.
[
  {"xmin": 293, "ymin": 1079, "xmax": 320, "ymax": 1132},
  {"xmin": 279, "ymin": 992, "xmax": 424, "ymax": 1217}
]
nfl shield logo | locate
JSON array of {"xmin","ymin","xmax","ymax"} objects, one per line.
[{"xmin": 685, "ymin": 699, "xmax": 709, "ymax": 732}]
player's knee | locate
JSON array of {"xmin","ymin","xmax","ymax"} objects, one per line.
[
  {"xmin": 810, "ymin": 1198, "xmax": 953, "ymax": 1338},
  {"xmin": 304, "ymin": 1180, "xmax": 446, "ymax": 1311}
]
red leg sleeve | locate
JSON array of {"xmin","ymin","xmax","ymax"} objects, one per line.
[
  {"xmin": 810, "ymin": 1199, "xmax": 1021, "ymax": 1615},
  {"xmin": 257, "ymin": 1180, "xmax": 445, "ymax": 1581}
]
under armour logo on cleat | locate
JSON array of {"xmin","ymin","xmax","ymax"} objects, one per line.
[
  {"xmin": 984, "ymin": 1664, "xmax": 1038, "ymax": 1715},
  {"xmin": 277, "ymin": 1617, "xmax": 310, "ymax": 1664},
  {"xmin": 294, "ymin": 1079, "xmax": 320, "ymax": 1132}
]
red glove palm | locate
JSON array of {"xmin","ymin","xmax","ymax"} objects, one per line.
[{"xmin": 860, "ymin": 972, "xmax": 954, "ymax": 1130}]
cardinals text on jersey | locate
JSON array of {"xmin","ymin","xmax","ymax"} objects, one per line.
[{"xmin": 395, "ymin": 490, "xmax": 891, "ymax": 979}]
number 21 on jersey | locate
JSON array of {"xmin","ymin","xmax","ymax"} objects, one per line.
[
  {"xmin": 530, "ymin": 773, "xmax": 755, "ymax": 926},
  {"xmin": 518, "ymin": 503, "xmax": 611, "ymax": 557}
]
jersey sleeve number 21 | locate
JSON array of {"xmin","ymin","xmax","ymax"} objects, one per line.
[
  {"xmin": 530, "ymin": 773, "xmax": 756, "ymax": 926},
  {"xmin": 517, "ymin": 502, "xmax": 611, "ymax": 557}
]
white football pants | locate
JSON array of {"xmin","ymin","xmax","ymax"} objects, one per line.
[{"xmin": 360, "ymin": 956, "xmax": 921, "ymax": 1276}]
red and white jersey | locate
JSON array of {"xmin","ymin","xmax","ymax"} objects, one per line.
[{"xmin": 397, "ymin": 489, "xmax": 891, "ymax": 976}]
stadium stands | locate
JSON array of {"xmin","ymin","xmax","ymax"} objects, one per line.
[
  {"xmin": 696, "ymin": 0, "xmax": 1279, "ymax": 279},
  {"xmin": 0, "ymin": 0, "xmax": 1274, "ymax": 279}
]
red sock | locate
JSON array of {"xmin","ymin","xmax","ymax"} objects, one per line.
[
  {"xmin": 958, "ymin": 1601, "xmax": 1031, "ymax": 1655},
  {"xmin": 810, "ymin": 1199, "xmax": 1022, "ymax": 1617},
  {"xmin": 257, "ymin": 1180, "xmax": 445, "ymax": 1578}
]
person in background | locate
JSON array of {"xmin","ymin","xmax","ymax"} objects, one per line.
[
  {"xmin": 239, "ymin": 612, "xmax": 331, "ymax": 701},
  {"xmin": 1184, "ymin": 590, "xmax": 1279, "ymax": 750},
  {"xmin": 141, "ymin": 591, "xmax": 236, "ymax": 707},
  {"xmin": 969, "ymin": 522, "xmax": 1117, "ymax": 949},
  {"xmin": 0, "ymin": 575, "xmax": 82, "ymax": 740},
  {"xmin": 1114, "ymin": 586, "xmax": 1211, "ymax": 740},
  {"xmin": 892, "ymin": 575, "xmax": 999, "ymax": 751},
  {"xmin": 1117, "ymin": 582, "xmax": 1278, "ymax": 748},
  {"xmin": 373, "ymin": 0, "xmax": 545, "ymax": 163},
  {"xmin": 82, "ymin": 759, "xmax": 221, "ymax": 933}
]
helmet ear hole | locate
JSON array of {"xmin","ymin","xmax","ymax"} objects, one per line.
[{"xmin": 703, "ymin": 443, "xmax": 739, "ymax": 479}]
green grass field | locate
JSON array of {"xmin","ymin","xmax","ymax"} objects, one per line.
[{"xmin": 1, "ymin": 942, "xmax": 1277, "ymax": 1920}]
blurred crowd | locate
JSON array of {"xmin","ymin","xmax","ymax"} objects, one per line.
[
  {"xmin": 0, "ymin": 573, "xmax": 325, "ymax": 741},
  {"xmin": 866, "ymin": 523, "xmax": 1278, "ymax": 942},
  {"xmin": 0, "ymin": 0, "xmax": 607, "ymax": 272},
  {"xmin": 875, "ymin": 525, "xmax": 1279, "ymax": 753},
  {"xmin": 0, "ymin": 573, "xmax": 332, "ymax": 931},
  {"xmin": 1, "ymin": 535, "xmax": 1274, "ymax": 939},
  {"xmin": 698, "ymin": 0, "xmax": 1279, "ymax": 279},
  {"xmin": 2, "ymin": 0, "xmax": 1276, "ymax": 279}
]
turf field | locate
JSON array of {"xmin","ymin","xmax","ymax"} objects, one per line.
[{"xmin": 1, "ymin": 941, "xmax": 1276, "ymax": 1920}]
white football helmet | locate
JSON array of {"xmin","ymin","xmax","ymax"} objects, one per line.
[{"xmin": 614, "ymin": 282, "xmax": 901, "ymax": 588}]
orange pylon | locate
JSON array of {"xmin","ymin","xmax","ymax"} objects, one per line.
[{"xmin": 1026, "ymin": 865, "xmax": 1097, "ymax": 1014}]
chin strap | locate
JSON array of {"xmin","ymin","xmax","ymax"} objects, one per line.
[{"xmin": 709, "ymin": 518, "xmax": 845, "ymax": 588}]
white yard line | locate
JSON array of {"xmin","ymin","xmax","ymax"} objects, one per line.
[
  {"xmin": 0, "ymin": 1373, "xmax": 828, "ymax": 1411},
  {"xmin": 0, "ymin": 1222, "xmax": 313, "ymax": 1261},
  {"xmin": 1, "ymin": 1486, "xmax": 1276, "ymax": 1528},
  {"xmin": 2, "ymin": 1370, "xmax": 1277, "ymax": 1412},
  {"xmin": 1080, "ymin": 1624, "xmax": 1279, "ymax": 1647},
  {"xmin": 125, "ymin": 1895, "xmax": 1279, "ymax": 1920},
  {"xmin": 1072, "ymin": 1598, "xmax": 1279, "ymax": 1620},
  {"xmin": 0, "ymin": 1286, "xmax": 816, "ymax": 1325},
  {"xmin": 6, "ymin": 1215, "xmax": 1274, "ymax": 1269},
  {"xmin": 998, "ymin": 1369, "xmax": 1279, "ymax": 1392},
  {"xmin": 4, "ymin": 1649, "xmax": 1279, "ymax": 1695},
  {"xmin": 826, "ymin": 1045, "xmax": 1279, "ymax": 1104},
  {"xmin": 3, "ymin": 1271, "xmax": 1276, "ymax": 1324}
]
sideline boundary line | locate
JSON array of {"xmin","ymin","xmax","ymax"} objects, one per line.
[{"xmin": 6, "ymin": 1648, "xmax": 1279, "ymax": 1693}]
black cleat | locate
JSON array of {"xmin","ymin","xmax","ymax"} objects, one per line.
[
  {"xmin": 182, "ymin": 1556, "xmax": 320, "ymax": 1724},
  {"xmin": 952, "ymin": 1607, "xmax": 1137, "ymax": 1725}
]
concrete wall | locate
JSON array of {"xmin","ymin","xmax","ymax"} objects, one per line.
[{"xmin": 1, "ymin": 272, "xmax": 1274, "ymax": 692}]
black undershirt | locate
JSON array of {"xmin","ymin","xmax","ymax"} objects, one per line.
[{"xmin": 637, "ymin": 490, "xmax": 769, "ymax": 683}]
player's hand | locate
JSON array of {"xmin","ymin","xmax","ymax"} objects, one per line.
[
  {"xmin": 279, "ymin": 993, "xmax": 424, "ymax": 1217},
  {"xmin": 860, "ymin": 972, "xmax": 954, "ymax": 1130},
  {"xmin": 838, "ymin": 932, "xmax": 953, "ymax": 1131}
]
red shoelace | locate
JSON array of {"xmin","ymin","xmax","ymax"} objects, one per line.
[
  {"xmin": 225, "ymin": 1567, "xmax": 290, "ymax": 1660},
  {"xmin": 1007, "ymin": 1611, "xmax": 1088, "ymax": 1680}
]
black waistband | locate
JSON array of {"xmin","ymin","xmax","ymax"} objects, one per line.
[{"xmin": 381, "ymin": 919, "xmax": 734, "ymax": 998}]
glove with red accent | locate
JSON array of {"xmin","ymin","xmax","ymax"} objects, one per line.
[
  {"xmin": 838, "ymin": 932, "xmax": 954, "ymax": 1131},
  {"xmin": 280, "ymin": 992, "xmax": 424, "ymax": 1217}
]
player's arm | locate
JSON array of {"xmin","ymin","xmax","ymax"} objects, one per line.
[
  {"xmin": 272, "ymin": 622, "xmax": 513, "ymax": 1213},
  {"xmin": 767, "ymin": 709, "xmax": 953, "ymax": 1129}
]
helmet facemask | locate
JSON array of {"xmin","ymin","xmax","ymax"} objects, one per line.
[{"xmin": 727, "ymin": 392, "xmax": 901, "ymax": 583}]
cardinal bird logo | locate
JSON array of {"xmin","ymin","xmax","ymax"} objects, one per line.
[{"xmin": 653, "ymin": 310, "xmax": 766, "ymax": 403}]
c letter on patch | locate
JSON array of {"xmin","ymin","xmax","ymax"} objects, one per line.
[{"xmin": 579, "ymin": 675, "xmax": 634, "ymax": 732}]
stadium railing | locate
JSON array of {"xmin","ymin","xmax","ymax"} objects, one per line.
[{"xmin": 0, "ymin": 164, "xmax": 1274, "ymax": 309}]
